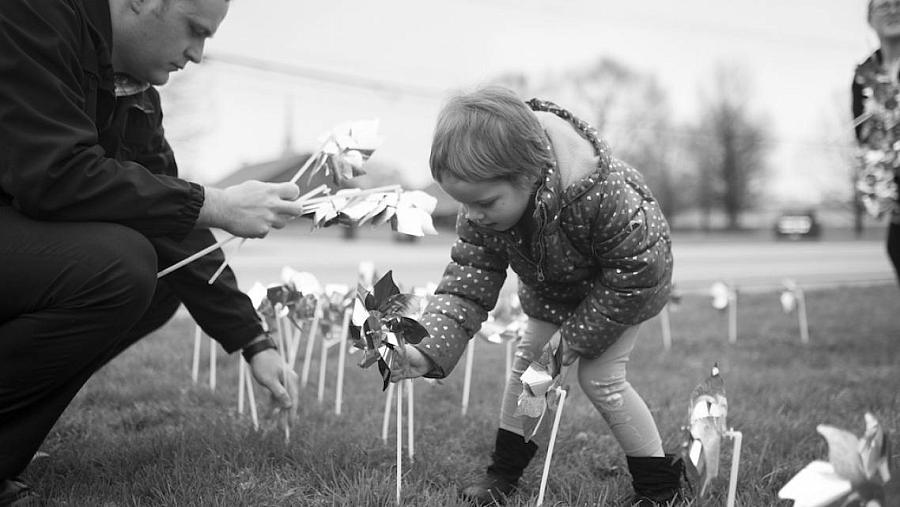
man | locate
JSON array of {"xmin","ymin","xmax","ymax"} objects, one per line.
[
  {"xmin": 0, "ymin": 0, "xmax": 301, "ymax": 503},
  {"xmin": 854, "ymin": 0, "xmax": 900, "ymax": 284}
]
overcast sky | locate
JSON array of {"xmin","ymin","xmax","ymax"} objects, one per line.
[{"xmin": 161, "ymin": 0, "xmax": 876, "ymax": 205}]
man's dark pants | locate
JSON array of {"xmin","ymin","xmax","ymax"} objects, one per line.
[{"xmin": 0, "ymin": 206, "xmax": 180, "ymax": 480}]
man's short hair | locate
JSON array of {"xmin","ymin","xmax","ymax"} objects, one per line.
[{"xmin": 429, "ymin": 86, "xmax": 553, "ymax": 188}]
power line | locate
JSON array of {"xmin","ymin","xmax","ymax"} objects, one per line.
[{"xmin": 204, "ymin": 52, "xmax": 446, "ymax": 100}]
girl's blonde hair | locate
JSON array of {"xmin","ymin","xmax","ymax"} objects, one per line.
[{"xmin": 429, "ymin": 86, "xmax": 553, "ymax": 188}]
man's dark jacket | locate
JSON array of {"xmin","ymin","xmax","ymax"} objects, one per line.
[{"xmin": 0, "ymin": 0, "xmax": 263, "ymax": 351}]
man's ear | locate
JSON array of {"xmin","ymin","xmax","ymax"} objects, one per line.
[{"xmin": 127, "ymin": 0, "xmax": 150, "ymax": 15}]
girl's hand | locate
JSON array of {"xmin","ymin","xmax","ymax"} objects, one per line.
[{"xmin": 390, "ymin": 344, "xmax": 433, "ymax": 382}]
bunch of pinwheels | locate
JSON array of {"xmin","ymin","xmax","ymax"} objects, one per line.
[
  {"xmin": 302, "ymin": 187, "xmax": 438, "ymax": 237},
  {"xmin": 779, "ymin": 412, "xmax": 892, "ymax": 507},
  {"xmin": 349, "ymin": 271, "xmax": 428, "ymax": 390},
  {"xmin": 683, "ymin": 364, "xmax": 729, "ymax": 496}
]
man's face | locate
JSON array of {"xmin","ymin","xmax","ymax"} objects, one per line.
[
  {"xmin": 438, "ymin": 174, "xmax": 533, "ymax": 232},
  {"xmin": 870, "ymin": 0, "xmax": 900, "ymax": 39},
  {"xmin": 112, "ymin": 0, "xmax": 229, "ymax": 85}
]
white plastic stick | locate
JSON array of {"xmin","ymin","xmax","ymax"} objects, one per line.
[
  {"xmin": 725, "ymin": 429, "xmax": 743, "ymax": 507},
  {"xmin": 209, "ymin": 335, "xmax": 217, "ymax": 391},
  {"xmin": 207, "ymin": 238, "xmax": 246, "ymax": 285},
  {"xmin": 335, "ymin": 309, "xmax": 351, "ymax": 416},
  {"xmin": 301, "ymin": 306, "xmax": 323, "ymax": 387},
  {"xmin": 797, "ymin": 290, "xmax": 809, "ymax": 345},
  {"xmin": 660, "ymin": 304, "xmax": 672, "ymax": 350},
  {"xmin": 275, "ymin": 316, "xmax": 290, "ymax": 443},
  {"xmin": 158, "ymin": 187, "xmax": 327, "ymax": 279},
  {"xmin": 461, "ymin": 339, "xmax": 475, "ymax": 416},
  {"xmin": 537, "ymin": 388, "xmax": 568, "ymax": 506},
  {"xmin": 505, "ymin": 340, "xmax": 513, "ymax": 377},
  {"xmin": 728, "ymin": 290, "xmax": 738, "ymax": 344},
  {"xmin": 406, "ymin": 378, "xmax": 414, "ymax": 461},
  {"xmin": 191, "ymin": 325, "xmax": 202, "ymax": 383},
  {"xmin": 382, "ymin": 381, "xmax": 395, "ymax": 443},
  {"xmin": 158, "ymin": 236, "xmax": 239, "ymax": 278},
  {"xmin": 318, "ymin": 335, "xmax": 330, "ymax": 403},
  {"xmin": 245, "ymin": 363, "xmax": 259, "ymax": 431},
  {"xmin": 395, "ymin": 379, "xmax": 403, "ymax": 506},
  {"xmin": 288, "ymin": 151, "xmax": 324, "ymax": 184},
  {"xmin": 238, "ymin": 356, "xmax": 245, "ymax": 414}
]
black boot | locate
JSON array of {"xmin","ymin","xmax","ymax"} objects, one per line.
[
  {"xmin": 0, "ymin": 478, "xmax": 39, "ymax": 507},
  {"xmin": 460, "ymin": 429, "xmax": 539, "ymax": 506},
  {"xmin": 626, "ymin": 454, "xmax": 687, "ymax": 507}
]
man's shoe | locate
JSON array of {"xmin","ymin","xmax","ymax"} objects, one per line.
[{"xmin": 0, "ymin": 478, "xmax": 39, "ymax": 507}]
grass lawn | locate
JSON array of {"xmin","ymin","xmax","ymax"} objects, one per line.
[{"xmin": 23, "ymin": 284, "xmax": 900, "ymax": 506}]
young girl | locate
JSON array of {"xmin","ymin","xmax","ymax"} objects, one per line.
[{"xmin": 394, "ymin": 86, "xmax": 683, "ymax": 506}]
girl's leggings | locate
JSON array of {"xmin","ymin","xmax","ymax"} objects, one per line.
[{"xmin": 498, "ymin": 318, "xmax": 664, "ymax": 457}]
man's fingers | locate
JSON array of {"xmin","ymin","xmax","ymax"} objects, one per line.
[{"xmin": 274, "ymin": 182, "xmax": 301, "ymax": 200}]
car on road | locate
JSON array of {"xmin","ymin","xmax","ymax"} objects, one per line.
[{"xmin": 773, "ymin": 208, "xmax": 821, "ymax": 240}]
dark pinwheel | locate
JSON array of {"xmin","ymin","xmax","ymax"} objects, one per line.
[{"xmin": 349, "ymin": 271, "xmax": 428, "ymax": 390}]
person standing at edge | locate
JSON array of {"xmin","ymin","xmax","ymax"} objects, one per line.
[
  {"xmin": 854, "ymin": 0, "xmax": 900, "ymax": 284},
  {"xmin": 0, "ymin": 0, "xmax": 302, "ymax": 503}
]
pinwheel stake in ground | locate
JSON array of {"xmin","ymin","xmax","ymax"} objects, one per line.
[
  {"xmin": 683, "ymin": 364, "xmax": 742, "ymax": 507},
  {"xmin": 659, "ymin": 286, "xmax": 682, "ymax": 350},
  {"xmin": 236, "ymin": 356, "xmax": 260, "ymax": 431},
  {"xmin": 465, "ymin": 305, "xmax": 527, "ymax": 416},
  {"xmin": 778, "ymin": 412, "xmax": 892, "ymax": 507},
  {"xmin": 190, "ymin": 324, "xmax": 218, "ymax": 389},
  {"xmin": 349, "ymin": 271, "xmax": 428, "ymax": 505},
  {"xmin": 513, "ymin": 339, "xmax": 569, "ymax": 507},
  {"xmin": 318, "ymin": 307, "xmax": 352, "ymax": 415},
  {"xmin": 710, "ymin": 281, "xmax": 739, "ymax": 344},
  {"xmin": 780, "ymin": 279, "xmax": 810, "ymax": 345}
]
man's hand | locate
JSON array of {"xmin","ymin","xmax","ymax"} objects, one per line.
[
  {"xmin": 389, "ymin": 344, "xmax": 434, "ymax": 382},
  {"xmin": 198, "ymin": 181, "xmax": 305, "ymax": 238},
  {"xmin": 248, "ymin": 348, "xmax": 298, "ymax": 419}
]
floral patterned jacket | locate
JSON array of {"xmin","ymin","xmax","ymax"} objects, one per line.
[
  {"xmin": 852, "ymin": 50, "xmax": 900, "ymax": 222},
  {"xmin": 416, "ymin": 99, "xmax": 673, "ymax": 378}
]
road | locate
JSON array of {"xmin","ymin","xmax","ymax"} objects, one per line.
[{"xmin": 210, "ymin": 226, "xmax": 895, "ymax": 295}]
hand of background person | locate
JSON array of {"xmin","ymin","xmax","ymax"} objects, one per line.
[
  {"xmin": 197, "ymin": 180, "xmax": 306, "ymax": 238},
  {"xmin": 389, "ymin": 344, "xmax": 434, "ymax": 382},
  {"xmin": 248, "ymin": 348, "xmax": 299, "ymax": 419}
]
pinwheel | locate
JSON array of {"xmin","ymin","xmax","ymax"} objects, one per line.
[
  {"xmin": 349, "ymin": 270, "xmax": 427, "ymax": 389},
  {"xmin": 779, "ymin": 412, "xmax": 892, "ymax": 507},
  {"xmin": 710, "ymin": 281, "xmax": 739, "ymax": 343},
  {"xmin": 682, "ymin": 364, "xmax": 742, "ymax": 507},
  {"xmin": 291, "ymin": 119, "xmax": 383, "ymax": 187},
  {"xmin": 348, "ymin": 271, "xmax": 427, "ymax": 505},
  {"xmin": 512, "ymin": 339, "xmax": 570, "ymax": 507},
  {"xmin": 780, "ymin": 278, "xmax": 810, "ymax": 345}
]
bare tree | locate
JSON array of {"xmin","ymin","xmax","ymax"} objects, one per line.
[
  {"xmin": 492, "ymin": 58, "xmax": 691, "ymax": 225},
  {"xmin": 692, "ymin": 63, "xmax": 769, "ymax": 230}
]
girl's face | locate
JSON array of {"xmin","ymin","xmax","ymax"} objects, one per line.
[
  {"xmin": 439, "ymin": 174, "xmax": 533, "ymax": 232},
  {"xmin": 871, "ymin": 0, "xmax": 900, "ymax": 38}
]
